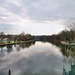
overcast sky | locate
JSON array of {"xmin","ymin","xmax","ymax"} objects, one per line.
[{"xmin": 0, "ymin": 0, "xmax": 75, "ymax": 35}]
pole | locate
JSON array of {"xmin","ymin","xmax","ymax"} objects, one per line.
[{"xmin": 8, "ymin": 69, "xmax": 11, "ymax": 75}]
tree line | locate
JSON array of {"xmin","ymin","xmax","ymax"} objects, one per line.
[
  {"xmin": 36, "ymin": 23, "xmax": 75, "ymax": 42},
  {"xmin": 0, "ymin": 32, "xmax": 35, "ymax": 44},
  {"xmin": 55, "ymin": 29, "xmax": 75, "ymax": 42},
  {"xmin": 55, "ymin": 23, "xmax": 75, "ymax": 42}
]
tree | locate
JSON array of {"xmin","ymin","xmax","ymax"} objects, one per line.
[
  {"xmin": 25, "ymin": 34, "xmax": 31, "ymax": 41},
  {"xmin": 65, "ymin": 22, "xmax": 75, "ymax": 30},
  {"xmin": 20, "ymin": 31, "xmax": 25, "ymax": 36},
  {"xmin": 0, "ymin": 32, "xmax": 5, "ymax": 44},
  {"xmin": 6, "ymin": 35, "xmax": 12, "ymax": 43}
]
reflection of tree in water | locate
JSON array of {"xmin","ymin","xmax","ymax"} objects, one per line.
[
  {"xmin": 19, "ymin": 41, "xmax": 35, "ymax": 49},
  {"xmin": 51, "ymin": 41, "xmax": 75, "ymax": 63},
  {"xmin": 15, "ymin": 45, "xmax": 21, "ymax": 51},
  {"xmin": 0, "ymin": 46, "xmax": 5, "ymax": 57},
  {"xmin": 15, "ymin": 41, "xmax": 35, "ymax": 51},
  {"xmin": 6, "ymin": 45, "xmax": 13, "ymax": 53},
  {"xmin": 61, "ymin": 45, "xmax": 75, "ymax": 57},
  {"xmin": 0, "ymin": 41, "xmax": 35, "ymax": 55}
]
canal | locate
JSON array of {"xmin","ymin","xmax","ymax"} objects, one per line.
[{"xmin": 0, "ymin": 41, "xmax": 75, "ymax": 75}]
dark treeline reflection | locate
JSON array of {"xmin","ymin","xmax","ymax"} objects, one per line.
[
  {"xmin": 0, "ymin": 41, "xmax": 35, "ymax": 57},
  {"xmin": 50, "ymin": 41, "xmax": 75, "ymax": 63},
  {"xmin": 6, "ymin": 45, "xmax": 13, "ymax": 53},
  {"xmin": 19, "ymin": 41, "xmax": 35, "ymax": 49}
]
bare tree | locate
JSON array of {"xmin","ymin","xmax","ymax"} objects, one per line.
[
  {"xmin": 0, "ymin": 32, "xmax": 5, "ymax": 44},
  {"xmin": 65, "ymin": 22, "xmax": 75, "ymax": 30}
]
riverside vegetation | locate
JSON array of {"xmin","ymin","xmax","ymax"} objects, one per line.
[{"xmin": 0, "ymin": 32, "xmax": 35, "ymax": 45}]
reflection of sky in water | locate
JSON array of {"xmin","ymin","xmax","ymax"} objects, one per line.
[{"xmin": 0, "ymin": 42, "xmax": 70, "ymax": 75}]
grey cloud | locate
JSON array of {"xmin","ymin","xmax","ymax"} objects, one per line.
[
  {"xmin": 0, "ymin": 0, "xmax": 75, "ymax": 21},
  {"xmin": 0, "ymin": 0, "xmax": 75, "ymax": 34},
  {"xmin": 20, "ymin": 0, "xmax": 75, "ymax": 21},
  {"xmin": 0, "ymin": 24, "xmax": 13, "ymax": 32}
]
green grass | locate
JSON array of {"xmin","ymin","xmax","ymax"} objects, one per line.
[
  {"xmin": 0, "ymin": 40, "xmax": 27, "ymax": 45},
  {"xmin": 2, "ymin": 41, "xmax": 7, "ymax": 43},
  {"xmin": 10, "ymin": 41, "xmax": 15, "ymax": 43},
  {"xmin": 0, "ymin": 41, "xmax": 15, "ymax": 44}
]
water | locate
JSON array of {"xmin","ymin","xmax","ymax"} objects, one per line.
[{"xmin": 0, "ymin": 41, "xmax": 75, "ymax": 75}]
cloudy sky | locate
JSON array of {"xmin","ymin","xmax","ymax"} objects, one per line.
[{"xmin": 0, "ymin": 0, "xmax": 75, "ymax": 35}]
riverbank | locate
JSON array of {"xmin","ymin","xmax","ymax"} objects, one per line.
[
  {"xmin": 61, "ymin": 41, "xmax": 75, "ymax": 46},
  {"xmin": 0, "ymin": 40, "xmax": 35, "ymax": 46}
]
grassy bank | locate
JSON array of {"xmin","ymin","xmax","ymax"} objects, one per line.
[{"xmin": 0, "ymin": 40, "xmax": 35, "ymax": 46}]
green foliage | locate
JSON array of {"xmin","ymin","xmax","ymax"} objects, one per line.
[{"xmin": 10, "ymin": 41, "xmax": 14, "ymax": 43}]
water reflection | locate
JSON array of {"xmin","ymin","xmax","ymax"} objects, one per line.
[
  {"xmin": 7, "ymin": 45, "xmax": 13, "ymax": 53},
  {"xmin": 51, "ymin": 42, "xmax": 75, "ymax": 63},
  {"xmin": 0, "ymin": 41, "xmax": 35, "ymax": 57},
  {"xmin": 19, "ymin": 41, "xmax": 35, "ymax": 49},
  {"xmin": 0, "ymin": 41, "xmax": 74, "ymax": 75}
]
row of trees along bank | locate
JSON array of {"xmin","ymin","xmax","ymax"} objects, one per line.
[
  {"xmin": 56, "ymin": 29, "xmax": 75, "ymax": 42},
  {"xmin": 36, "ymin": 23, "xmax": 75, "ymax": 42},
  {"xmin": 56, "ymin": 23, "xmax": 75, "ymax": 42},
  {"xmin": 0, "ymin": 32, "xmax": 35, "ymax": 44}
]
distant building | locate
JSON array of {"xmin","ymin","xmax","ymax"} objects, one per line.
[{"xmin": 3, "ymin": 38, "xmax": 7, "ymax": 41}]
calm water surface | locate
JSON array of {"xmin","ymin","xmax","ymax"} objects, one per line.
[{"xmin": 0, "ymin": 41, "xmax": 74, "ymax": 75}]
